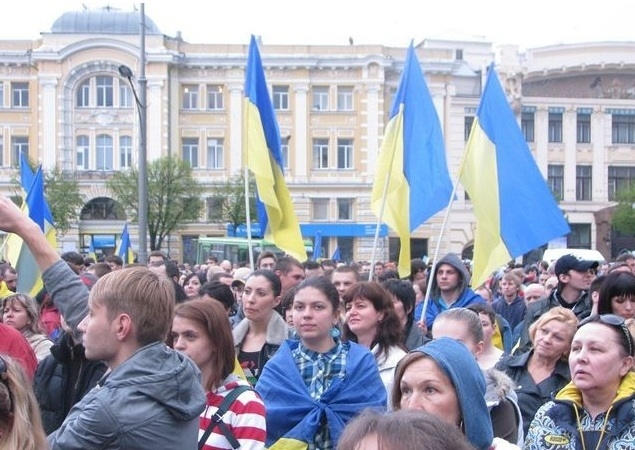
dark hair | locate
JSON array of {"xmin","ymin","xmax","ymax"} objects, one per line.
[
  {"xmin": 342, "ymin": 282, "xmax": 405, "ymax": 361},
  {"xmin": 303, "ymin": 260, "xmax": 321, "ymax": 271},
  {"xmin": 88, "ymin": 262, "xmax": 112, "ymax": 278},
  {"xmin": 295, "ymin": 276, "xmax": 340, "ymax": 312},
  {"xmin": 410, "ymin": 259, "xmax": 427, "ymax": 281},
  {"xmin": 170, "ymin": 299, "xmax": 235, "ymax": 391},
  {"xmin": 183, "ymin": 272, "xmax": 205, "ymax": 287},
  {"xmin": 61, "ymin": 251, "xmax": 85, "ymax": 266},
  {"xmin": 598, "ymin": 271, "xmax": 635, "ymax": 315},
  {"xmin": 256, "ymin": 251, "xmax": 277, "ymax": 268},
  {"xmin": 247, "ymin": 269, "xmax": 282, "ymax": 297},
  {"xmin": 381, "ymin": 279, "xmax": 416, "ymax": 326},
  {"xmin": 274, "ymin": 256, "xmax": 303, "ymax": 275},
  {"xmin": 331, "ymin": 265, "xmax": 360, "ymax": 282},
  {"xmin": 104, "ymin": 254, "xmax": 123, "ymax": 267},
  {"xmin": 198, "ymin": 281, "xmax": 236, "ymax": 313},
  {"xmin": 467, "ymin": 302, "xmax": 496, "ymax": 326},
  {"xmin": 337, "ymin": 408, "xmax": 474, "ymax": 450}
]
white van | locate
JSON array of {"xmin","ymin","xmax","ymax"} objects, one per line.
[{"xmin": 541, "ymin": 248, "xmax": 607, "ymax": 265}]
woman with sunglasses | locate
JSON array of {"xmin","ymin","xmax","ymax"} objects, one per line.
[{"xmin": 524, "ymin": 314, "xmax": 635, "ymax": 449}]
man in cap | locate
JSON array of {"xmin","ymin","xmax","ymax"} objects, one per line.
[{"xmin": 515, "ymin": 253, "xmax": 598, "ymax": 353}]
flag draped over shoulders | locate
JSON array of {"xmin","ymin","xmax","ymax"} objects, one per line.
[
  {"xmin": 371, "ymin": 42, "xmax": 453, "ymax": 277},
  {"xmin": 256, "ymin": 340, "xmax": 386, "ymax": 450},
  {"xmin": 459, "ymin": 64, "xmax": 570, "ymax": 287},
  {"xmin": 244, "ymin": 35, "xmax": 307, "ymax": 262}
]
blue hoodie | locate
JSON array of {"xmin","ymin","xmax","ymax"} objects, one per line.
[
  {"xmin": 425, "ymin": 253, "xmax": 485, "ymax": 328},
  {"xmin": 414, "ymin": 338, "xmax": 494, "ymax": 450}
]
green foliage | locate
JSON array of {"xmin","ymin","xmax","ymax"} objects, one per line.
[
  {"xmin": 211, "ymin": 171, "xmax": 257, "ymax": 235},
  {"xmin": 612, "ymin": 186, "xmax": 635, "ymax": 236},
  {"xmin": 44, "ymin": 167, "xmax": 85, "ymax": 236},
  {"xmin": 106, "ymin": 157, "xmax": 204, "ymax": 250}
]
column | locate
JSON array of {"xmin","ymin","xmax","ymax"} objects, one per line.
[
  {"xmin": 228, "ymin": 83, "xmax": 243, "ymax": 174},
  {"xmin": 39, "ymin": 77, "xmax": 58, "ymax": 170},
  {"xmin": 293, "ymin": 84, "xmax": 309, "ymax": 179}
]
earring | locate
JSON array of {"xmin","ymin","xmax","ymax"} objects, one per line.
[{"xmin": 330, "ymin": 327, "xmax": 341, "ymax": 338}]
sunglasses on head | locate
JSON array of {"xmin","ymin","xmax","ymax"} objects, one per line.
[{"xmin": 579, "ymin": 314, "xmax": 635, "ymax": 357}]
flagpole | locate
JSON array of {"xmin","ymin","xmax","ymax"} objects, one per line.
[
  {"xmin": 369, "ymin": 171, "xmax": 393, "ymax": 281},
  {"xmin": 419, "ymin": 177, "xmax": 461, "ymax": 327},
  {"xmin": 244, "ymin": 166, "xmax": 254, "ymax": 270}
]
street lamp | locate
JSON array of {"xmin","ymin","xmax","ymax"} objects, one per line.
[{"xmin": 117, "ymin": 4, "xmax": 148, "ymax": 264}]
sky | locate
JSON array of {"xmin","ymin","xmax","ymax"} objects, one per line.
[{"xmin": 1, "ymin": 1, "xmax": 634, "ymax": 50}]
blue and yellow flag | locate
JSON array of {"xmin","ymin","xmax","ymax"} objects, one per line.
[
  {"xmin": 459, "ymin": 64, "xmax": 570, "ymax": 286},
  {"xmin": 5, "ymin": 165, "xmax": 57, "ymax": 295},
  {"xmin": 116, "ymin": 223, "xmax": 134, "ymax": 265},
  {"xmin": 371, "ymin": 42, "xmax": 453, "ymax": 277},
  {"xmin": 87, "ymin": 236, "xmax": 97, "ymax": 262},
  {"xmin": 243, "ymin": 35, "xmax": 307, "ymax": 262}
]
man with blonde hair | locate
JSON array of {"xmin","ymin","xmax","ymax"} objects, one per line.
[{"xmin": 0, "ymin": 195, "xmax": 206, "ymax": 449}]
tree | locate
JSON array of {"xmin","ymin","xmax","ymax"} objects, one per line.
[
  {"xmin": 211, "ymin": 172, "xmax": 258, "ymax": 236},
  {"xmin": 612, "ymin": 185, "xmax": 635, "ymax": 236},
  {"xmin": 107, "ymin": 157, "xmax": 204, "ymax": 250},
  {"xmin": 44, "ymin": 167, "xmax": 85, "ymax": 236},
  {"xmin": 12, "ymin": 163, "xmax": 84, "ymax": 236}
]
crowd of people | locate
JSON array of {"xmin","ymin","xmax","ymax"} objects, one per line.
[{"xmin": 2, "ymin": 191, "xmax": 635, "ymax": 449}]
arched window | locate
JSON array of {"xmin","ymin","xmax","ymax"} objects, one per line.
[{"xmin": 80, "ymin": 197, "xmax": 126, "ymax": 221}]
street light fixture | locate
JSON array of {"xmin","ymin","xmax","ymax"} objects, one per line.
[{"xmin": 117, "ymin": 3, "xmax": 148, "ymax": 264}]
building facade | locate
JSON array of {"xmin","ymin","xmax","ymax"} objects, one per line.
[{"xmin": 0, "ymin": 7, "xmax": 633, "ymax": 264}]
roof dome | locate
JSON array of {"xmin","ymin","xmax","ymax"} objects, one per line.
[{"xmin": 50, "ymin": 6, "xmax": 162, "ymax": 35}]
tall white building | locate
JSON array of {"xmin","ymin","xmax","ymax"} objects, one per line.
[{"xmin": 0, "ymin": 6, "xmax": 632, "ymax": 264}]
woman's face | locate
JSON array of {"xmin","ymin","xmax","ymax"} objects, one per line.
[
  {"xmin": 2, "ymin": 300, "xmax": 31, "ymax": 332},
  {"xmin": 399, "ymin": 357, "xmax": 461, "ymax": 426},
  {"xmin": 390, "ymin": 294, "xmax": 408, "ymax": 325},
  {"xmin": 184, "ymin": 276, "xmax": 202, "ymax": 298},
  {"xmin": 170, "ymin": 316, "xmax": 213, "ymax": 371},
  {"xmin": 569, "ymin": 323, "xmax": 634, "ymax": 394},
  {"xmin": 478, "ymin": 313, "xmax": 495, "ymax": 344},
  {"xmin": 345, "ymin": 297, "xmax": 383, "ymax": 340},
  {"xmin": 242, "ymin": 275, "xmax": 280, "ymax": 323},
  {"xmin": 292, "ymin": 286, "xmax": 339, "ymax": 352},
  {"xmin": 532, "ymin": 319, "xmax": 573, "ymax": 361},
  {"xmin": 611, "ymin": 295, "xmax": 635, "ymax": 320}
]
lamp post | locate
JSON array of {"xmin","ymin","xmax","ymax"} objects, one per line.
[{"xmin": 118, "ymin": 3, "xmax": 147, "ymax": 264}]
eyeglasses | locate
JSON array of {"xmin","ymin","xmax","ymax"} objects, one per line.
[{"xmin": 579, "ymin": 314, "xmax": 634, "ymax": 357}]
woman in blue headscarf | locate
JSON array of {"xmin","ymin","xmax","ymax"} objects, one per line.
[{"xmin": 392, "ymin": 337, "xmax": 518, "ymax": 450}]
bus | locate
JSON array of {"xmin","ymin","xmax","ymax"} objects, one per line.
[{"xmin": 194, "ymin": 236, "xmax": 313, "ymax": 265}]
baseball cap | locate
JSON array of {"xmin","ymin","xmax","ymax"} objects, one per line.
[
  {"xmin": 231, "ymin": 267, "xmax": 252, "ymax": 288},
  {"xmin": 554, "ymin": 254, "xmax": 599, "ymax": 277}
]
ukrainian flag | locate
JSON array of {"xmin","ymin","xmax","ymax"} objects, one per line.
[
  {"xmin": 5, "ymin": 166, "xmax": 57, "ymax": 295},
  {"xmin": 116, "ymin": 223, "xmax": 134, "ymax": 265},
  {"xmin": 243, "ymin": 35, "xmax": 307, "ymax": 262},
  {"xmin": 371, "ymin": 42, "xmax": 453, "ymax": 278},
  {"xmin": 459, "ymin": 64, "xmax": 570, "ymax": 286}
]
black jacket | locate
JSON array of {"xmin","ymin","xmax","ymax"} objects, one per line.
[{"xmin": 34, "ymin": 331, "xmax": 108, "ymax": 434}]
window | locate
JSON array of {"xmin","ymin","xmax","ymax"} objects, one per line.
[
  {"xmin": 0, "ymin": 82, "xmax": 4, "ymax": 108},
  {"xmin": 337, "ymin": 86, "xmax": 353, "ymax": 111},
  {"xmin": 77, "ymin": 80, "xmax": 90, "ymax": 107},
  {"xmin": 455, "ymin": 49, "xmax": 464, "ymax": 60},
  {"xmin": 0, "ymin": 138, "xmax": 3, "ymax": 166},
  {"xmin": 612, "ymin": 114, "xmax": 635, "ymax": 144},
  {"xmin": 11, "ymin": 82, "xmax": 29, "ymax": 108},
  {"xmin": 608, "ymin": 166, "xmax": 635, "ymax": 201},
  {"xmin": 577, "ymin": 113, "xmax": 591, "ymax": 143},
  {"xmin": 76, "ymin": 135, "xmax": 89, "ymax": 170},
  {"xmin": 464, "ymin": 116, "xmax": 474, "ymax": 141},
  {"xmin": 182, "ymin": 85, "xmax": 198, "ymax": 110},
  {"xmin": 337, "ymin": 198, "xmax": 353, "ymax": 220},
  {"xmin": 312, "ymin": 138, "xmax": 329, "ymax": 169},
  {"xmin": 272, "ymin": 86, "xmax": 289, "ymax": 110},
  {"xmin": 280, "ymin": 136, "xmax": 289, "ymax": 169},
  {"xmin": 182, "ymin": 138, "xmax": 199, "ymax": 168},
  {"xmin": 567, "ymin": 224, "xmax": 592, "ymax": 249},
  {"xmin": 96, "ymin": 76, "xmax": 113, "ymax": 107},
  {"xmin": 548, "ymin": 112, "xmax": 563, "ymax": 143},
  {"xmin": 521, "ymin": 111, "xmax": 534, "ymax": 142},
  {"xmin": 119, "ymin": 83, "xmax": 132, "ymax": 108},
  {"xmin": 337, "ymin": 138, "xmax": 353, "ymax": 169},
  {"xmin": 206, "ymin": 138, "xmax": 224, "ymax": 169},
  {"xmin": 312, "ymin": 198, "xmax": 329, "ymax": 220},
  {"xmin": 576, "ymin": 165, "xmax": 592, "ymax": 201},
  {"xmin": 548, "ymin": 164, "xmax": 564, "ymax": 201},
  {"xmin": 206, "ymin": 197, "xmax": 223, "ymax": 221},
  {"xmin": 96, "ymin": 134, "xmax": 113, "ymax": 170},
  {"xmin": 206, "ymin": 85, "xmax": 224, "ymax": 110},
  {"xmin": 312, "ymin": 86, "xmax": 329, "ymax": 111},
  {"xmin": 336, "ymin": 237, "xmax": 354, "ymax": 262},
  {"xmin": 120, "ymin": 136, "xmax": 133, "ymax": 168},
  {"xmin": 11, "ymin": 137, "xmax": 28, "ymax": 167}
]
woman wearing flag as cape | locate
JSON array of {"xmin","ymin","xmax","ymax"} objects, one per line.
[{"xmin": 256, "ymin": 277, "xmax": 386, "ymax": 449}]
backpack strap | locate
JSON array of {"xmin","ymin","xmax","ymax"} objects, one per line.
[{"xmin": 198, "ymin": 385, "xmax": 252, "ymax": 450}]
